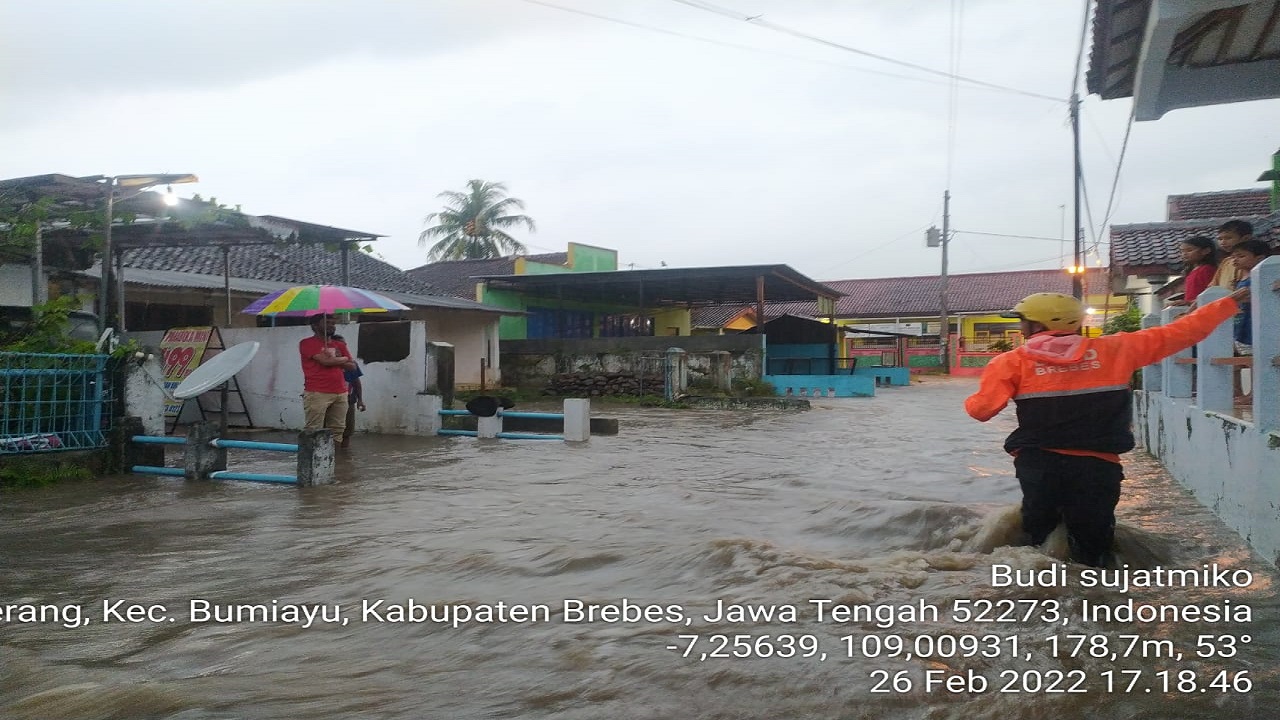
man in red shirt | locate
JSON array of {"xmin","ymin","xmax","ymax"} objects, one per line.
[{"xmin": 299, "ymin": 314, "xmax": 356, "ymax": 436}]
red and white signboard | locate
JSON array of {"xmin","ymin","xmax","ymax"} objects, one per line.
[{"xmin": 159, "ymin": 326, "xmax": 214, "ymax": 418}]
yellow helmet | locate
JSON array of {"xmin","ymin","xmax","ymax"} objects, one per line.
[{"xmin": 1002, "ymin": 293, "xmax": 1083, "ymax": 331}]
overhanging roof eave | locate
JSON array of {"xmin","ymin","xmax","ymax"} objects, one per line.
[{"xmin": 473, "ymin": 265, "xmax": 843, "ymax": 306}]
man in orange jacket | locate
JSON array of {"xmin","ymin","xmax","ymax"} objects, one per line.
[{"xmin": 964, "ymin": 287, "xmax": 1248, "ymax": 566}]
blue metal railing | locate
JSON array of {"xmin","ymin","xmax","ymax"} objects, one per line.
[{"xmin": 0, "ymin": 352, "xmax": 113, "ymax": 454}]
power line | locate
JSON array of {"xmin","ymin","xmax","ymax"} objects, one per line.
[
  {"xmin": 1093, "ymin": 105, "xmax": 1136, "ymax": 254},
  {"xmin": 1070, "ymin": 0, "xmax": 1091, "ymax": 100},
  {"xmin": 666, "ymin": 0, "xmax": 1065, "ymax": 103},
  {"xmin": 517, "ymin": 0, "xmax": 968, "ymax": 90},
  {"xmin": 946, "ymin": 0, "xmax": 963, "ymax": 188},
  {"xmin": 826, "ymin": 223, "xmax": 933, "ymax": 272},
  {"xmin": 952, "ymin": 230, "xmax": 1064, "ymax": 242},
  {"xmin": 971, "ymin": 253, "xmax": 1083, "ymax": 272}
]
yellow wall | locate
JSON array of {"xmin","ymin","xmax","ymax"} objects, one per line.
[{"xmin": 653, "ymin": 308, "xmax": 690, "ymax": 336}]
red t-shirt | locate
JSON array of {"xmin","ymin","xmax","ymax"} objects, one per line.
[
  {"xmin": 299, "ymin": 335, "xmax": 352, "ymax": 394},
  {"xmin": 1184, "ymin": 264, "xmax": 1214, "ymax": 304}
]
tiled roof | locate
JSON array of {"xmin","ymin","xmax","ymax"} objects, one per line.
[
  {"xmin": 1166, "ymin": 189, "xmax": 1272, "ymax": 221},
  {"xmin": 691, "ymin": 305, "xmax": 752, "ymax": 328},
  {"xmin": 122, "ymin": 243, "xmax": 445, "ymax": 296},
  {"xmin": 404, "ymin": 252, "xmax": 569, "ymax": 299},
  {"xmin": 698, "ymin": 268, "xmax": 1113, "ymax": 323},
  {"xmin": 821, "ymin": 268, "xmax": 1111, "ymax": 318},
  {"xmin": 1110, "ymin": 210, "xmax": 1280, "ymax": 272},
  {"xmin": 83, "ymin": 266, "xmax": 512, "ymax": 314},
  {"xmin": 1108, "ymin": 219, "xmax": 1220, "ymax": 271}
]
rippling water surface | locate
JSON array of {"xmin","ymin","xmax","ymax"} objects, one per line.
[{"xmin": 2, "ymin": 377, "xmax": 1277, "ymax": 719}]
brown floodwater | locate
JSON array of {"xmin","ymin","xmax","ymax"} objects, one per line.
[{"xmin": 2, "ymin": 376, "xmax": 1276, "ymax": 719}]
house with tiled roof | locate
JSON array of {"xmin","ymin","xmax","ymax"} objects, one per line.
[
  {"xmin": 1166, "ymin": 188, "xmax": 1272, "ymax": 221},
  {"xmin": 104, "ymin": 227, "xmax": 514, "ymax": 332},
  {"xmin": 690, "ymin": 304, "xmax": 755, "ymax": 334},
  {"xmin": 1108, "ymin": 187, "xmax": 1279, "ymax": 306}
]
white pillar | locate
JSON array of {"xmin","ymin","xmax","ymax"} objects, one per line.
[
  {"xmin": 1193, "ymin": 287, "xmax": 1232, "ymax": 414},
  {"xmin": 1140, "ymin": 313, "xmax": 1162, "ymax": 393},
  {"xmin": 1252, "ymin": 257, "xmax": 1280, "ymax": 431},
  {"xmin": 1160, "ymin": 306, "xmax": 1192, "ymax": 398},
  {"xmin": 477, "ymin": 415, "xmax": 502, "ymax": 439},
  {"xmin": 563, "ymin": 398, "xmax": 590, "ymax": 442},
  {"xmin": 124, "ymin": 355, "xmax": 166, "ymax": 436}
]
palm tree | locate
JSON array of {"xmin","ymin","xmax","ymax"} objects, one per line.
[{"xmin": 418, "ymin": 180, "xmax": 536, "ymax": 261}]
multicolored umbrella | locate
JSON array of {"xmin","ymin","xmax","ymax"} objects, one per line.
[{"xmin": 241, "ymin": 285, "xmax": 410, "ymax": 317}]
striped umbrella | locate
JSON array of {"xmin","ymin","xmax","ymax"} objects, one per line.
[{"xmin": 241, "ymin": 285, "xmax": 410, "ymax": 316}]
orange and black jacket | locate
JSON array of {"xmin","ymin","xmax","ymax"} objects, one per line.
[{"xmin": 964, "ymin": 296, "xmax": 1240, "ymax": 458}]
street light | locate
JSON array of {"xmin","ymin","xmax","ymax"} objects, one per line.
[{"xmin": 98, "ymin": 173, "xmax": 198, "ymax": 334}]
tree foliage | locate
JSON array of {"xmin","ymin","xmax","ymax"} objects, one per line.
[
  {"xmin": 1101, "ymin": 302, "xmax": 1142, "ymax": 335},
  {"xmin": 0, "ymin": 296, "xmax": 97, "ymax": 354},
  {"xmin": 418, "ymin": 180, "xmax": 535, "ymax": 261}
]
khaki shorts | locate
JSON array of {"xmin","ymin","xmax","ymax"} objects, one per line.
[{"xmin": 303, "ymin": 391, "xmax": 348, "ymax": 434}]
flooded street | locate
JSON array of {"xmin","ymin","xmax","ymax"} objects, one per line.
[{"xmin": 3, "ymin": 377, "xmax": 1277, "ymax": 719}]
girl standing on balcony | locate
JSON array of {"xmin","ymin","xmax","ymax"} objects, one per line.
[{"xmin": 1171, "ymin": 235, "xmax": 1218, "ymax": 306}]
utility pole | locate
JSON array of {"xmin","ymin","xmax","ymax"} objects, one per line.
[
  {"xmin": 940, "ymin": 189, "xmax": 951, "ymax": 374},
  {"xmin": 1070, "ymin": 92, "xmax": 1084, "ymax": 300}
]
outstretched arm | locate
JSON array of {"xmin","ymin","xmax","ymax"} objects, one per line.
[
  {"xmin": 1119, "ymin": 294, "xmax": 1242, "ymax": 368},
  {"xmin": 965, "ymin": 354, "xmax": 1018, "ymax": 421}
]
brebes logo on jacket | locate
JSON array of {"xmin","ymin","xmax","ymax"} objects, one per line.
[{"xmin": 1033, "ymin": 348, "xmax": 1102, "ymax": 375}]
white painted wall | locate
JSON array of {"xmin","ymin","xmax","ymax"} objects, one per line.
[
  {"xmin": 1134, "ymin": 393, "xmax": 1280, "ymax": 566},
  {"xmin": 124, "ymin": 356, "xmax": 166, "ymax": 436},
  {"xmin": 133, "ymin": 321, "xmax": 445, "ymax": 436},
  {"xmin": 422, "ymin": 310, "xmax": 500, "ymax": 385}
]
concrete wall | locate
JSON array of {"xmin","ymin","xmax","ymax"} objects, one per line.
[
  {"xmin": 419, "ymin": 309, "xmax": 499, "ymax": 385},
  {"xmin": 0, "ymin": 264, "xmax": 34, "ymax": 305},
  {"xmin": 1134, "ymin": 260, "xmax": 1280, "ymax": 567},
  {"xmin": 133, "ymin": 321, "xmax": 444, "ymax": 435},
  {"xmin": 500, "ymin": 335, "xmax": 766, "ymax": 388},
  {"xmin": 1134, "ymin": 392, "xmax": 1280, "ymax": 566}
]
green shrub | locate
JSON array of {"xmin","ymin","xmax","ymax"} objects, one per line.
[
  {"xmin": 1102, "ymin": 303, "xmax": 1142, "ymax": 335},
  {"xmin": 0, "ymin": 458, "xmax": 93, "ymax": 488}
]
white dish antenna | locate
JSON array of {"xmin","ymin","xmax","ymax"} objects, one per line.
[
  {"xmin": 95, "ymin": 328, "xmax": 114, "ymax": 353},
  {"xmin": 173, "ymin": 341, "xmax": 259, "ymax": 399}
]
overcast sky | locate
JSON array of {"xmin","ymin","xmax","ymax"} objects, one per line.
[{"xmin": 2, "ymin": 0, "xmax": 1277, "ymax": 282}]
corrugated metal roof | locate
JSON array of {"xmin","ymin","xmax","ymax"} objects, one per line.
[
  {"xmin": 404, "ymin": 253, "xmax": 569, "ymax": 299},
  {"xmin": 475, "ymin": 265, "xmax": 843, "ymax": 306}
]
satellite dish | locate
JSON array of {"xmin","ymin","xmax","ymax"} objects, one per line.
[
  {"xmin": 173, "ymin": 341, "xmax": 259, "ymax": 399},
  {"xmin": 95, "ymin": 328, "xmax": 114, "ymax": 353}
]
